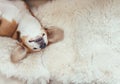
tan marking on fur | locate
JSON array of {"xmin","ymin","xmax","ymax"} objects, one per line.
[
  {"xmin": 0, "ymin": 18, "xmax": 18, "ymax": 37},
  {"xmin": 12, "ymin": 31, "xmax": 18, "ymax": 39},
  {"xmin": 12, "ymin": 31, "xmax": 21, "ymax": 41}
]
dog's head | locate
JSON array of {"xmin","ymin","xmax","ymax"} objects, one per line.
[
  {"xmin": 11, "ymin": 26, "xmax": 64, "ymax": 63},
  {"xmin": 20, "ymin": 28, "xmax": 49, "ymax": 52}
]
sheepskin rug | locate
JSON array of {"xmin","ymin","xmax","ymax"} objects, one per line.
[
  {"xmin": 0, "ymin": 37, "xmax": 50, "ymax": 84},
  {"xmin": 1, "ymin": 0, "xmax": 120, "ymax": 84}
]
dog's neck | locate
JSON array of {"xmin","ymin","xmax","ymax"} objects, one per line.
[{"xmin": 17, "ymin": 13, "xmax": 42, "ymax": 37}]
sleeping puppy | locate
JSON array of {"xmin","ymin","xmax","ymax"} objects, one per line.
[{"xmin": 0, "ymin": 0, "xmax": 64, "ymax": 63}]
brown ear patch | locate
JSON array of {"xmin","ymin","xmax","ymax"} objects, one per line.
[
  {"xmin": 46, "ymin": 27, "xmax": 64, "ymax": 43},
  {"xmin": 0, "ymin": 18, "xmax": 18, "ymax": 37}
]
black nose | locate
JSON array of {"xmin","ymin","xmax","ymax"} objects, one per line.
[
  {"xmin": 33, "ymin": 38, "xmax": 47, "ymax": 49},
  {"xmin": 40, "ymin": 43, "xmax": 46, "ymax": 49}
]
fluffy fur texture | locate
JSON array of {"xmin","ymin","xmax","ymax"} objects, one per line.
[
  {"xmin": 1, "ymin": 0, "xmax": 120, "ymax": 84},
  {"xmin": 0, "ymin": 37, "xmax": 50, "ymax": 84}
]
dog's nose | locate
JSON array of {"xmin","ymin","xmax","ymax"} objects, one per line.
[
  {"xmin": 28, "ymin": 37, "xmax": 47, "ymax": 49},
  {"xmin": 35, "ymin": 38, "xmax": 46, "ymax": 49},
  {"xmin": 40, "ymin": 43, "xmax": 46, "ymax": 49}
]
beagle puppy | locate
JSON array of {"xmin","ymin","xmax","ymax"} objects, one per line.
[{"xmin": 0, "ymin": 0, "xmax": 64, "ymax": 63}]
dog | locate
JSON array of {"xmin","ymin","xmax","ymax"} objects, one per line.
[{"xmin": 0, "ymin": 0, "xmax": 64, "ymax": 63}]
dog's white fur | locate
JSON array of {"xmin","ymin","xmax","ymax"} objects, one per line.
[{"xmin": 1, "ymin": 0, "xmax": 120, "ymax": 84}]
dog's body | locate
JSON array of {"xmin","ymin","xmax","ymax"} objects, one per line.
[
  {"xmin": 0, "ymin": 0, "xmax": 48, "ymax": 51},
  {"xmin": 0, "ymin": 0, "xmax": 48, "ymax": 62},
  {"xmin": 0, "ymin": 0, "xmax": 63, "ymax": 63}
]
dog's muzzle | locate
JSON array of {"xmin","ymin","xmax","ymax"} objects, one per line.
[
  {"xmin": 29, "ymin": 37, "xmax": 47, "ymax": 49},
  {"xmin": 35, "ymin": 38, "xmax": 46, "ymax": 49}
]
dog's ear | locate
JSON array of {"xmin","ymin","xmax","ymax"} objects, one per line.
[
  {"xmin": 45, "ymin": 26, "xmax": 64, "ymax": 43},
  {"xmin": 11, "ymin": 43, "xmax": 27, "ymax": 63}
]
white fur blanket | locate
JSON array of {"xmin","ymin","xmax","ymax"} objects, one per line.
[
  {"xmin": 1, "ymin": 0, "xmax": 120, "ymax": 84},
  {"xmin": 0, "ymin": 37, "xmax": 50, "ymax": 84}
]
